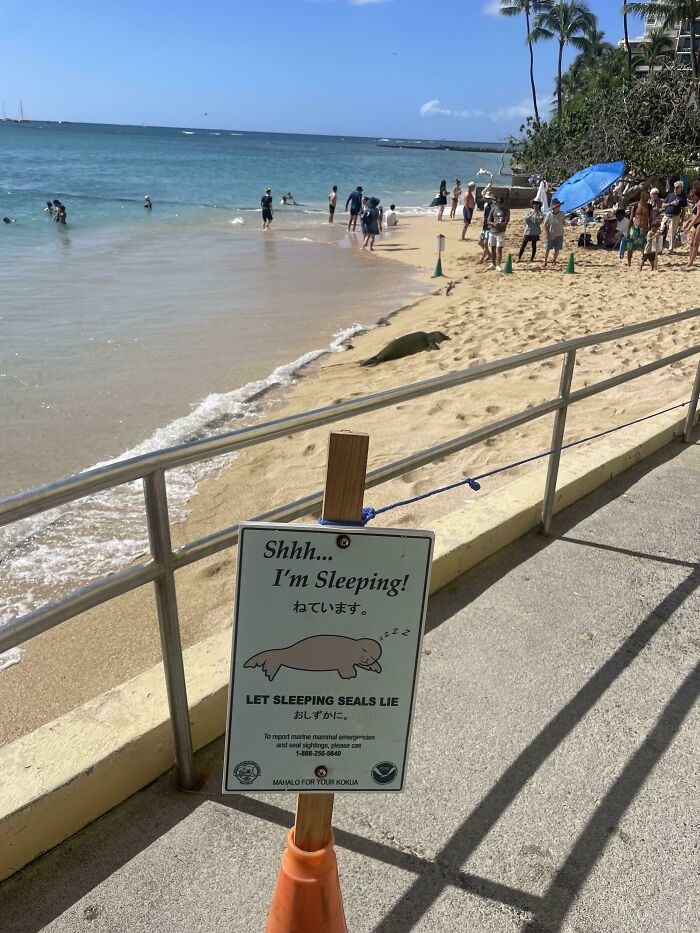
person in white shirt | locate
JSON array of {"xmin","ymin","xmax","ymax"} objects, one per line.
[
  {"xmin": 614, "ymin": 209, "xmax": 630, "ymax": 246},
  {"xmin": 385, "ymin": 204, "xmax": 398, "ymax": 227}
]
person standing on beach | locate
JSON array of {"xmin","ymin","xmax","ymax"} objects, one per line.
[
  {"xmin": 624, "ymin": 189, "xmax": 651, "ymax": 268},
  {"xmin": 517, "ymin": 199, "xmax": 543, "ymax": 262},
  {"xmin": 461, "ymin": 182, "xmax": 476, "ymax": 241},
  {"xmin": 660, "ymin": 181, "xmax": 686, "ymax": 254},
  {"xmin": 542, "ymin": 198, "xmax": 564, "ymax": 269},
  {"xmin": 683, "ymin": 184, "xmax": 700, "ymax": 270},
  {"xmin": 345, "ymin": 186, "xmax": 363, "ymax": 231},
  {"xmin": 477, "ymin": 190, "xmax": 494, "ymax": 265},
  {"xmin": 486, "ymin": 196, "xmax": 510, "ymax": 272},
  {"xmin": 640, "ymin": 221, "xmax": 662, "ymax": 271},
  {"xmin": 436, "ymin": 180, "xmax": 448, "ymax": 221},
  {"xmin": 361, "ymin": 198, "xmax": 380, "ymax": 251},
  {"xmin": 328, "ymin": 186, "xmax": 337, "ymax": 223},
  {"xmin": 648, "ymin": 188, "xmax": 663, "ymax": 226},
  {"xmin": 261, "ymin": 187, "xmax": 273, "ymax": 229},
  {"xmin": 450, "ymin": 180, "xmax": 461, "ymax": 220}
]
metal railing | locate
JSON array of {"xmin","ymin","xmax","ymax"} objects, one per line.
[{"xmin": 2, "ymin": 308, "xmax": 700, "ymax": 788}]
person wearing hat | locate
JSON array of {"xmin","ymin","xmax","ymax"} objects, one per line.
[
  {"xmin": 648, "ymin": 188, "xmax": 663, "ymax": 226},
  {"xmin": 517, "ymin": 199, "xmax": 544, "ymax": 262},
  {"xmin": 487, "ymin": 195, "xmax": 511, "ymax": 272},
  {"xmin": 261, "ymin": 187, "xmax": 274, "ymax": 230},
  {"xmin": 345, "ymin": 185, "xmax": 364, "ymax": 231},
  {"xmin": 477, "ymin": 189, "xmax": 495, "ymax": 265}
]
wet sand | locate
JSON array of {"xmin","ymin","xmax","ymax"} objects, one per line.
[{"xmin": 2, "ymin": 212, "xmax": 699, "ymax": 745}]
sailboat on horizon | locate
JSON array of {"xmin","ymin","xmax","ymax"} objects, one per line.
[{"xmin": 14, "ymin": 100, "xmax": 29, "ymax": 124}]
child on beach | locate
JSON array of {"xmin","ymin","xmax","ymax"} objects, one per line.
[{"xmin": 640, "ymin": 222, "xmax": 662, "ymax": 271}]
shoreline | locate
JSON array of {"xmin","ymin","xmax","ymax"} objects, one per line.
[{"xmin": 1, "ymin": 211, "xmax": 699, "ymax": 745}]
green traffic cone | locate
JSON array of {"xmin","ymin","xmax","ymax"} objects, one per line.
[
  {"xmin": 564, "ymin": 252, "xmax": 575, "ymax": 274},
  {"xmin": 503, "ymin": 253, "xmax": 513, "ymax": 274},
  {"xmin": 432, "ymin": 257, "xmax": 444, "ymax": 278}
]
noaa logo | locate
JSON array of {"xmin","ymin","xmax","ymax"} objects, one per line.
[
  {"xmin": 233, "ymin": 761, "xmax": 261, "ymax": 785},
  {"xmin": 371, "ymin": 761, "xmax": 398, "ymax": 785}
]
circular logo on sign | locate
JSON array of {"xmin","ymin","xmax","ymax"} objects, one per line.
[
  {"xmin": 233, "ymin": 761, "xmax": 261, "ymax": 785},
  {"xmin": 371, "ymin": 762, "xmax": 398, "ymax": 785}
]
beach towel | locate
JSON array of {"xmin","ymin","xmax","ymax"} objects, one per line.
[{"xmin": 536, "ymin": 180, "xmax": 549, "ymax": 211}]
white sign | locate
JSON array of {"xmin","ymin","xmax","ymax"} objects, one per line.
[
  {"xmin": 223, "ymin": 523, "xmax": 434, "ymax": 793},
  {"xmin": 436, "ymin": 234, "xmax": 446, "ymax": 254}
]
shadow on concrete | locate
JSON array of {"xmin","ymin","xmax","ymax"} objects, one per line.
[
  {"xmin": 372, "ymin": 565, "xmax": 700, "ymax": 931},
  {"xmin": 0, "ymin": 437, "xmax": 694, "ymax": 933},
  {"xmin": 523, "ymin": 654, "xmax": 700, "ymax": 933}
]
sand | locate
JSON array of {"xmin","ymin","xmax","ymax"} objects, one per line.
[{"xmin": 2, "ymin": 212, "xmax": 699, "ymax": 745}]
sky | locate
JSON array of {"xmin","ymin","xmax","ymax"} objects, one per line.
[{"xmin": 1, "ymin": 1, "xmax": 645, "ymax": 139}]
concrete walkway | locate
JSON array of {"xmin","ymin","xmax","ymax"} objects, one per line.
[{"xmin": 2, "ymin": 435, "xmax": 699, "ymax": 933}]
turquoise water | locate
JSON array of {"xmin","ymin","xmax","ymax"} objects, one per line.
[
  {"xmin": 1, "ymin": 121, "xmax": 509, "ymax": 227},
  {"xmin": 0, "ymin": 122, "xmax": 509, "ymax": 631}
]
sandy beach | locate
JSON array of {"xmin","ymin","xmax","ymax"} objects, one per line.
[{"xmin": 2, "ymin": 211, "xmax": 699, "ymax": 745}]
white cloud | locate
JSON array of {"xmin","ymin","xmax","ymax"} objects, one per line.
[
  {"xmin": 482, "ymin": 0, "xmax": 501, "ymax": 15},
  {"xmin": 419, "ymin": 98, "xmax": 533, "ymax": 123}
]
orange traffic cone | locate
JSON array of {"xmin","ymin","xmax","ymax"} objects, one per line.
[{"xmin": 265, "ymin": 829, "xmax": 347, "ymax": 933}]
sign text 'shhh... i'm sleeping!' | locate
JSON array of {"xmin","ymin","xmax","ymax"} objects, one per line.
[{"xmin": 223, "ymin": 523, "xmax": 434, "ymax": 793}]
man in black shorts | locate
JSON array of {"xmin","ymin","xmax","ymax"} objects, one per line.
[
  {"xmin": 345, "ymin": 185, "xmax": 363, "ymax": 231},
  {"xmin": 261, "ymin": 187, "xmax": 273, "ymax": 229}
]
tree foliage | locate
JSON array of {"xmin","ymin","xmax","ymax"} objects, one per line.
[{"xmin": 514, "ymin": 62, "xmax": 700, "ymax": 182}]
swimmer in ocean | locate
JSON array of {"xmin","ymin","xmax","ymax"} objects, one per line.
[{"xmin": 144, "ymin": 195, "xmax": 152, "ymax": 209}]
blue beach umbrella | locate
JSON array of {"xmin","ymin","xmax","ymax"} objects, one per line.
[{"xmin": 552, "ymin": 161, "xmax": 625, "ymax": 214}]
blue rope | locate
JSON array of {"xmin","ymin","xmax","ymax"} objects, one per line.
[{"xmin": 317, "ymin": 400, "xmax": 690, "ymax": 527}]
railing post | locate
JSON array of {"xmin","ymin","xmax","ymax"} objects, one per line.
[
  {"xmin": 143, "ymin": 469, "xmax": 197, "ymax": 789},
  {"xmin": 683, "ymin": 357, "xmax": 700, "ymax": 443},
  {"xmin": 541, "ymin": 350, "xmax": 577, "ymax": 536}
]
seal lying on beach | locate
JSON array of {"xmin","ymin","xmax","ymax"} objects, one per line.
[
  {"xmin": 361, "ymin": 331, "xmax": 449, "ymax": 367},
  {"xmin": 244, "ymin": 635, "xmax": 382, "ymax": 681}
]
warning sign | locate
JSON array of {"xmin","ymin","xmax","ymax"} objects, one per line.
[{"xmin": 223, "ymin": 523, "xmax": 434, "ymax": 793}]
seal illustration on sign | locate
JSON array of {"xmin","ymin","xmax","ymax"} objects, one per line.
[{"xmin": 244, "ymin": 635, "xmax": 382, "ymax": 682}]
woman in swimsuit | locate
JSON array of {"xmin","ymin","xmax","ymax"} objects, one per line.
[
  {"xmin": 625, "ymin": 190, "xmax": 650, "ymax": 268},
  {"xmin": 436, "ymin": 180, "xmax": 448, "ymax": 221},
  {"xmin": 684, "ymin": 184, "xmax": 700, "ymax": 270}
]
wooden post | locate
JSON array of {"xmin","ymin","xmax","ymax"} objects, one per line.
[{"xmin": 293, "ymin": 430, "xmax": 369, "ymax": 852}]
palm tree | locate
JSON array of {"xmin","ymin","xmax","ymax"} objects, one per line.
[
  {"xmin": 580, "ymin": 26, "xmax": 614, "ymax": 59},
  {"xmin": 499, "ymin": 1, "xmax": 545, "ymax": 123},
  {"xmin": 625, "ymin": 1, "xmax": 700, "ymax": 98},
  {"xmin": 530, "ymin": 1, "xmax": 597, "ymax": 120},
  {"xmin": 632, "ymin": 28, "xmax": 675, "ymax": 69},
  {"xmin": 622, "ymin": 5, "xmax": 632, "ymax": 77}
]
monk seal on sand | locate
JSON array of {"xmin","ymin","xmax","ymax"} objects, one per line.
[
  {"xmin": 244, "ymin": 635, "xmax": 382, "ymax": 682},
  {"xmin": 361, "ymin": 331, "xmax": 449, "ymax": 367}
]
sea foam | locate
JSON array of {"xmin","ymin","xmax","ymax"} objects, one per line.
[{"xmin": 0, "ymin": 323, "xmax": 368, "ymax": 629}]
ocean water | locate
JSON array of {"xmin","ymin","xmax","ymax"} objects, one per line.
[{"xmin": 0, "ymin": 121, "xmax": 510, "ymax": 633}]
